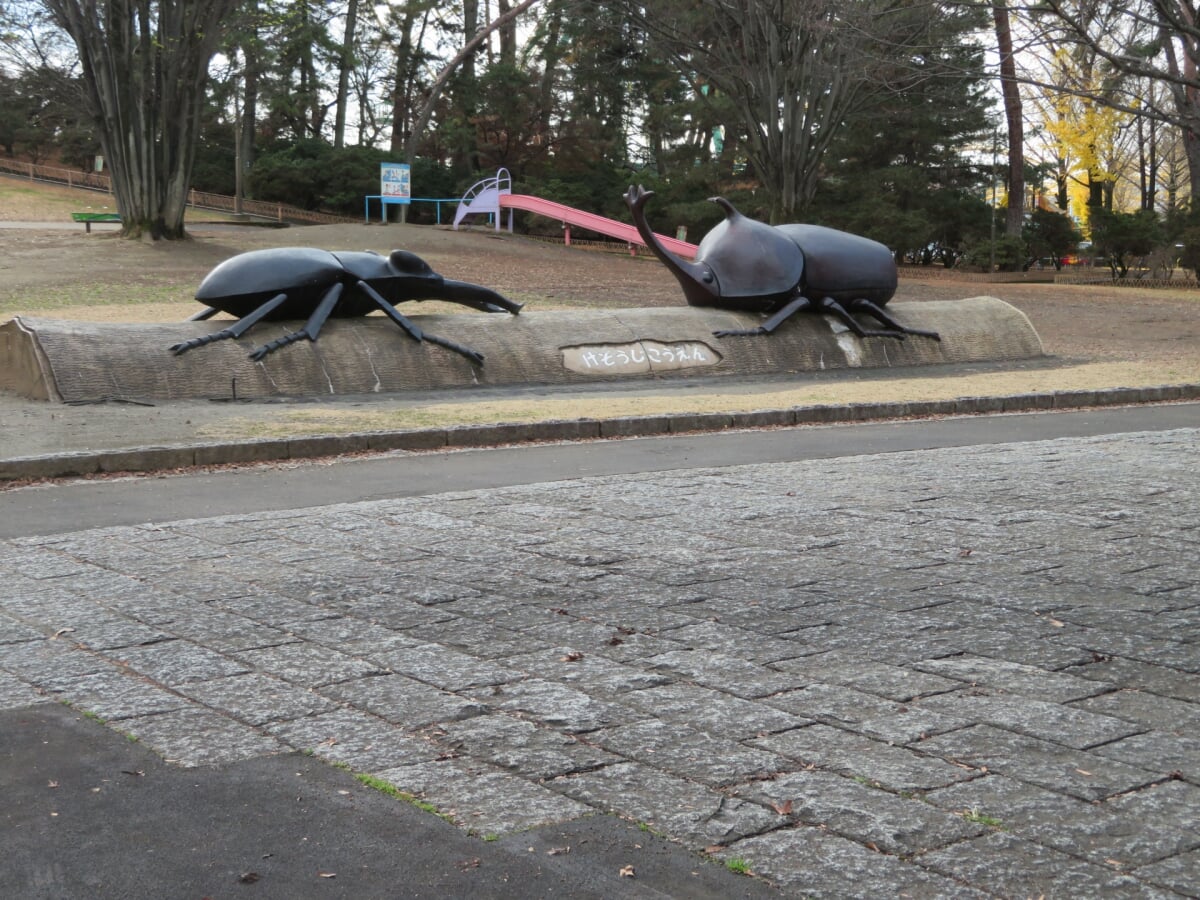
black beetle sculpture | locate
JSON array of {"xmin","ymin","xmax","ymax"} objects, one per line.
[
  {"xmin": 170, "ymin": 247, "xmax": 522, "ymax": 364},
  {"xmin": 625, "ymin": 185, "xmax": 938, "ymax": 342}
]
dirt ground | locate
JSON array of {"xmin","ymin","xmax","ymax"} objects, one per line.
[{"xmin": 1, "ymin": 179, "xmax": 1198, "ymax": 437}]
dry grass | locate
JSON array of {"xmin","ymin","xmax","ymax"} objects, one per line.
[{"xmin": 3, "ymin": 175, "xmax": 1198, "ymax": 439}]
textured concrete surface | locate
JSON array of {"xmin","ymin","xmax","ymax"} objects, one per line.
[
  {"xmin": 2, "ymin": 424, "xmax": 1198, "ymax": 897},
  {"xmin": 1, "ymin": 298, "xmax": 1041, "ymax": 402}
]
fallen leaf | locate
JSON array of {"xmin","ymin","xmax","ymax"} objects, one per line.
[
  {"xmin": 1106, "ymin": 858, "xmax": 1122, "ymax": 867},
  {"xmin": 457, "ymin": 858, "xmax": 481, "ymax": 871},
  {"xmin": 619, "ymin": 865, "xmax": 635, "ymax": 878},
  {"xmin": 770, "ymin": 799, "xmax": 793, "ymax": 815},
  {"xmin": 47, "ymin": 780, "xmax": 59, "ymax": 789},
  {"xmin": 559, "ymin": 651, "xmax": 584, "ymax": 662},
  {"xmin": 121, "ymin": 770, "xmax": 144, "ymax": 777},
  {"xmin": 546, "ymin": 845, "xmax": 570, "ymax": 856},
  {"xmin": 1047, "ymin": 617, "xmax": 1066, "ymax": 628},
  {"xmin": 238, "ymin": 873, "xmax": 260, "ymax": 884},
  {"xmin": 51, "ymin": 628, "xmax": 75, "ymax": 640},
  {"xmin": 1076, "ymin": 768, "xmax": 1092, "ymax": 777},
  {"xmin": 958, "ymin": 548, "xmax": 973, "ymax": 557},
  {"xmin": 704, "ymin": 845, "xmax": 723, "ymax": 855},
  {"xmin": 317, "ymin": 871, "xmax": 336, "ymax": 879}
]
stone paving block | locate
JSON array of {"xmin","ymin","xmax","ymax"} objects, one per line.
[
  {"xmin": 48, "ymin": 667, "xmax": 191, "ymax": 721},
  {"xmin": 917, "ymin": 724, "xmax": 1158, "ymax": 801},
  {"xmin": 921, "ymin": 690, "xmax": 1142, "ymax": 749},
  {"xmin": 724, "ymin": 824, "xmax": 988, "ymax": 899},
  {"xmin": 764, "ymin": 682, "xmax": 901, "ymax": 727},
  {"xmin": 0, "ymin": 670, "xmax": 46, "ymax": 709},
  {"xmin": 114, "ymin": 639, "xmax": 251, "ymax": 686},
  {"xmin": 524, "ymin": 618, "xmax": 685, "ymax": 664},
  {"xmin": 1106, "ymin": 779, "xmax": 1200, "ymax": 841},
  {"xmin": 414, "ymin": 616, "xmax": 547, "ymax": 659},
  {"xmin": 1133, "ymin": 846, "xmax": 1200, "ymax": 897},
  {"xmin": 661, "ymin": 621, "xmax": 808, "ymax": 665},
  {"xmin": 732, "ymin": 769, "xmax": 984, "ymax": 856},
  {"xmin": 769, "ymin": 655, "xmax": 962, "ymax": 701},
  {"xmin": 280, "ymin": 616, "xmax": 422, "ymax": 655},
  {"xmin": 0, "ymin": 638, "xmax": 113, "ymax": 685},
  {"xmin": 752, "ymin": 723, "xmax": 979, "ymax": 793},
  {"xmin": 917, "ymin": 830, "xmax": 1167, "ymax": 899},
  {"xmin": 622, "ymin": 681, "xmax": 807, "ymax": 740},
  {"xmin": 180, "ymin": 672, "xmax": 336, "ymax": 726},
  {"xmin": 367, "ymin": 642, "xmax": 522, "ymax": 691},
  {"xmin": 1072, "ymin": 688, "xmax": 1200, "ymax": 737},
  {"xmin": 233, "ymin": 641, "xmax": 385, "ymax": 687},
  {"xmin": 117, "ymin": 706, "xmax": 286, "ymax": 767},
  {"xmin": 505, "ymin": 647, "xmax": 672, "ymax": 693},
  {"xmin": 642, "ymin": 649, "xmax": 793, "ymax": 698},
  {"xmin": 165, "ymin": 608, "xmax": 298, "ymax": 653},
  {"xmin": 489, "ymin": 677, "xmax": 629, "ymax": 733},
  {"xmin": 0, "ymin": 615, "xmax": 44, "ymax": 645},
  {"xmin": 551, "ymin": 761, "xmax": 779, "ymax": 848},
  {"xmin": 926, "ymin": 772, "xmax": 1102, "ymax": 833},
  {"xmin": 589, "ymin": 719, "xmax": 788, "ymax": 788},
  {"xmin": 268, "ymin": 707, "xmax": 442, "ymax": 771},
  {"xmin": 323, "ymin": 673, "xmax": 488, "ymax": 728},
  {"xmin": 1093, "ymin": 730, "xmax": 1200, "ymax": 781},
  {"xmin": 434, "ymin": 713, "xmax": 618, "ymax": 780},
  {"xmin": 372, "ymin": 758, "xmax": 591, "ymax": 835},
  {"xmin": 914, "ymin": 653, "xmax": 1114, "ymax": 702}
]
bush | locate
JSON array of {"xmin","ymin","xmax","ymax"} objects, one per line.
[{"xmin": 961, "ymin": 235, "xmax": 1025, "ymax": 272}]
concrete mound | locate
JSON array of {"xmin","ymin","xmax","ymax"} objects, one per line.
[{"xmin": 0, "ymin": 298, "xmax": 1043, "ymax": 403}]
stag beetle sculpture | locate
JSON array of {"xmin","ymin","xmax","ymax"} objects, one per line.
[
  {"xmin": 625, "ymin": 185, "xmax": 938, "ymax": 342},
  {"xmin": 170, "ymin": 247, "xmax": 522, "ymax": 364}
]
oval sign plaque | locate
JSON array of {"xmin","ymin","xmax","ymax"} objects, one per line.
[{"xmin": 562, "ymin": 340, "xmax": 721, "ymax": 375}]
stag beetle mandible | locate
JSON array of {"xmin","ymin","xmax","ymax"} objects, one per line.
[
  {"xmin": 170, "ymin": 247, "xmax": 522, "ymax": 364},
  {"xmin": 625, "ymin": 185, "xmax": 938, "ymax": 342}
]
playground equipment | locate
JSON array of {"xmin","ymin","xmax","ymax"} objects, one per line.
[{"xmin": 454, "ymin": 168, "xmax": 698, "ymax": 258}]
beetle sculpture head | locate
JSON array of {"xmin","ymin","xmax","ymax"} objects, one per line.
[{"xmin": 624, "ymin": 185, "xmax": 803, "ymax": 310}]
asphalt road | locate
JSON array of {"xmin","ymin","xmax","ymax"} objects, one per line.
[{"xmin": 2, "ymin": 402, "xmax": 1197, "ymax": 540}]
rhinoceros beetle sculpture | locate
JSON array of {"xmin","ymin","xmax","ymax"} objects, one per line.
[
  {"xmin": 170, "ymin": 247, "xmax": 522, "ymax": 364},
  {"xmin": 624, "ymin": 185, "xmax": 938, "ymax": 342}
]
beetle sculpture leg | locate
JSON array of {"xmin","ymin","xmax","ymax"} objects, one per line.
[
  {"xmin": 170, "ymin": 292, "xmax": 289, "ymax": 355},
  {"xmin": 188, "ymin": 307, "xmax": 220, "ymax": 321},
  {"xmin": 713, "ymin": 295, "xmax": 813, "ymax": 337},
  {"xmin": 353, "ymin": 279, "xmax": 487, "ymax": 366},
  {"xmin": 714, "ymin": 293, "xmax": 907, "ymax": 340},
  {"xmin": 844, "ymin": 298, "xmax": 941, "ymax": 341},
  {"xmin": 249, "ymin": 283, "xmax": 344, "ymax": 361}
]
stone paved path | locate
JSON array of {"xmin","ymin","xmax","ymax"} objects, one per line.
[{"xmin": 2, "ymin": 428, "xmax": 1198, "ymax": 897}]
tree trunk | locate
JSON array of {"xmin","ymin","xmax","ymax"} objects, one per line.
[
  {"xmin": 333, "ymin": 0, "xmax": 359, "ymax": 149},
  {"xmin": 46, "ymin": 0, "xmax": 236, "ymax": 240},
  {"xmin": 993, "ymin": 1, "xmax": 1024, "ymax": 236}
]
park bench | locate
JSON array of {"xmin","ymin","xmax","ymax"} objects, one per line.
[{"xmin": 71, "ymin": 212, "xmax": 121, "ymax": 232}]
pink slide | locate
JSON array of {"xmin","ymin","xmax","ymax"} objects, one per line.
[{"xmin": 453, "ymin": 168, "xmax": 697, "ymax": 258}]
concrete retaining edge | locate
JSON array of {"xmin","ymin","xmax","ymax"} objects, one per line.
[{"xmin": 2, "ymin": 383, "xmax": 1198, "ymax": 482}]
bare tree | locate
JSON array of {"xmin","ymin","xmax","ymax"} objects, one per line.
[
  {"xmin": 45, "ymin": 0, "xmax": 237, "ymax": 239},
  {"xmin": 1034, "ymin": 0, "xmax": 1200, "ymax": 201},
  {"xmin": 402, "ymin": 0, "xmax": 541, "ymax": 165},
  {"xmin": 620, "ymin": 0, "xmax": 956, "ymax": 222}
]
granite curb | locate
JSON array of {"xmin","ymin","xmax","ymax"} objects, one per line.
[{"xmin": 3, "ymin": 382, "xmax": 1198, "ymax": 482}]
